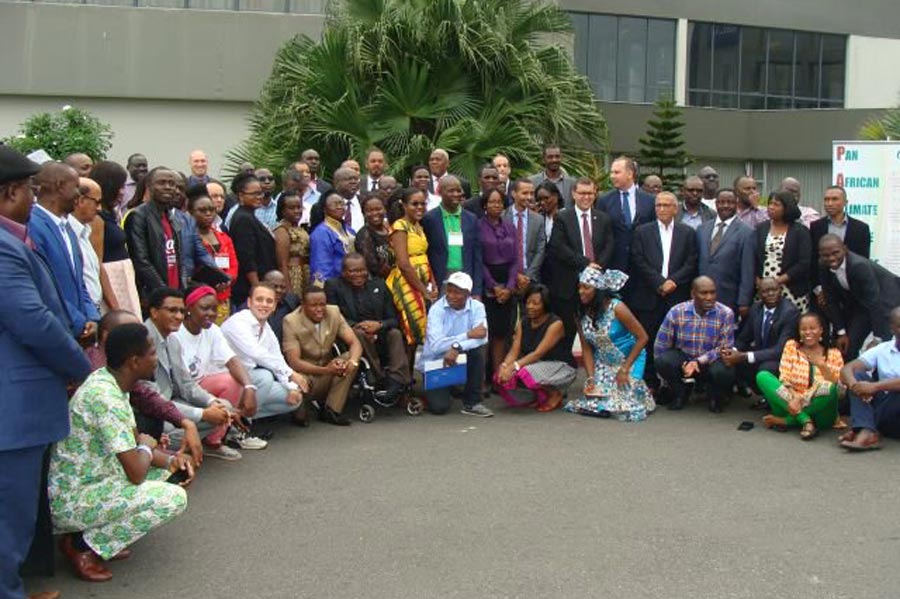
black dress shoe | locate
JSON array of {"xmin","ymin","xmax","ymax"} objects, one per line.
[
  {"xmin": 292, "ymin": 406, "xmax": 310, "ymax": 427},
  {"xmin": 668, "ymin": 392, "xmax": 687, "ymax": 411},
  {"xmin": 319, "ymin": 407, "xmax": 351, "ymax": 426},
  {"xmin": 708, "ymin": 396, "xmax": 723, "ymax": 413}
]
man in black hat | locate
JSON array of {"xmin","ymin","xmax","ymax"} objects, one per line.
[{"xmin": 0, "ymin": 146, "xmax": 92, "ymax": 599}]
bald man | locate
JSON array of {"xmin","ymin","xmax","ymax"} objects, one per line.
[
  {"xmin": 677, "ymin": 175, "xmax": 715, "ymax": 229},
  {"xmin": 187, "ymin": 149, "xmax": 209, "ymax": 186},
  {"xmin": 641, "ymin": 175, "xmax": 663, "ymax": 197},
  {"xmin": 70, "ymin": 178, "xmax": 104, "ymax": 306},
  {"xmin": 779, "ymin": 177, "xmax": 819, "ymax": 228},
  {"xmin": 29, "ymin": 163, "xmax": 100, "ymax": 340},
  {"xmin": 64, "ymin": 152, "xmax": 93, "ymax": 177},
  {"xmin": 428, "ymin": 149, "xmax": 471, "ymax": 198}
]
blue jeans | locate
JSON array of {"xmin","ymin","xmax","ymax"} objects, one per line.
[
  {"xmin": 427, "ymin": 347, "xmax": 486, "ymax": 414},
  {"xmin": 849, "ymin": 373, "xmax": 900, "ymax": 437},
  {"xmin": 250, "ymin": 368, "xmax": 298, "ymax": 419}
]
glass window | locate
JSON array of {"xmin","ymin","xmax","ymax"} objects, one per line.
[
  {"xmin": 587, "ymin": 15, "xmax": 617, "ymax": 101},
  {"xmin": 688, "ymin": 22, "xmax": 844, "ymax": 110},
  {"xmin": 821, "ymin": 34, "xmax": 846, "ymax": 102},
  {"xmin": 570, "ymin": 12, "xmax": 675, "ymax": 104}
]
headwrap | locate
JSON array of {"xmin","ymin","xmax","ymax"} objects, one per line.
[
  {"xmin": 185, "ymin": 285, "xmax": 217, "ymax": 308},
  {"xmin": 579, "ymin": 268, "xmax": 628, "ymax": 292}
]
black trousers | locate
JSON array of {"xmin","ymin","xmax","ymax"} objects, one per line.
[
  {"xmin": 427, "ymin": 346, "xmax": 487, "ymax": 414},
  {"xmin": 655, "ymin": 348, "xmax": 735, "ymax": 400},
  {"xmin": 550, "ymin": 293, "xmax": 578, "ymax": 367}
]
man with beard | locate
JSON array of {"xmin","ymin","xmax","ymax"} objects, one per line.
[{"xmin": 125, "ymin": 168, "xmax": 187, "ymax": 302}]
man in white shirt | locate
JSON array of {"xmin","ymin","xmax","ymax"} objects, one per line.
[
  {"xmin": 71, "ymin": 178, "xmax": 103, "ymax": 307},
  {"xmin": 221, "ymin": 283, "xmax": 309, "ymax": 425}
]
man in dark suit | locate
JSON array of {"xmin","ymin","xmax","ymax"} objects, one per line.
[
  {"xmin": 325, "ymin": 253, "xmax": 409, "ymax": 400},
  {"xmin": 696, "ymin": 188, "xmax": 756, "ymax": 319},
  {"xmin": 818, "ymin": 234, "xmax": 900, "ymax": 359},
  {"xmin": 595, "ymin": 156, "xmax": 655, "ymax": 272},
  {"xmin": 29, "ymin": 162, "xmax": 101, "ymax": 341},
  {"xmin": 0, "ymin": 146, "xmax": 92, "ymax": 599},
  {"xmin": 629, "ymin": 191, "xmax": 698, "ymax": 393},
  {"xmin": 504, "ymin": 178, "xmax": 546, "ymax": 291},
  {"xmin": 462, "ymin": 163, "xmax": 503, "ymax": 219},
  {"xmin": 422, "ymin": 175, "xmax": 483, "ymax": 297},
  {"xmin": 810, "ymin": 185, "xmax": 871, "ymax": 308},
  {"xmin": 427, "ymin": 149, "xmax": 471, "ymax": 199},
  {"xmin": 546, "ymin": 177, "xmax": 614, "ymax": 361},
  {"xmin": 362, "ymin": 148, "xmax": 387, "ymax": 193},
  {"xmin": 300, "ymin": 148, "xmax": 333, "ymax": 196},
  {"xmin": 722, "ymin": 277, "xmax": 800, "ymax": 402},
  {"xmin": 677, "ymin": 175, "xmax": 716, "ymax": 230}
]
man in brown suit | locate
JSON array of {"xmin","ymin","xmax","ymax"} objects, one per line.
[{"xmin": 282, "ymin": 286, "xmax": 363, "ymax": 425}]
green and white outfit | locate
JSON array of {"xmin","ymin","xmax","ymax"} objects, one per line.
[{"xmin": 49, "ymin": 368, "xmax": 187, "ymax": 560}]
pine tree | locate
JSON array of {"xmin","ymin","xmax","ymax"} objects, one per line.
[{"xmin": 638, "ymin": 96, "xmax": 690, "ymax": 191}]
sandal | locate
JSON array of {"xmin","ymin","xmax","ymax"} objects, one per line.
[
  {"xmin": 800, "ymin": 422, "xmax": 818, "ymax": 441},
  {"xmin": 838, "ymin": 429, "xmax": 857, "ymax": 444}
]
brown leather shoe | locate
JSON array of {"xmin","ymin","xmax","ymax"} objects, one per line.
[
  {"xmin": 106, "ymin": 548, "xmax": 132, "ymax": 562},
  {"xmin": 58, "ymin": 535, "xmax": 112, "ymax": 582},
  {"xmin": 841, "ymin": 429, "xmax": 881, "ymax": 452},
  {"xmin": 28, "ymin": 591, "xmax": 61, "ymax": 599}
]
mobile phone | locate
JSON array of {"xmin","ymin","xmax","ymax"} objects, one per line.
[
  {"xmin": 737, "ymin": 421, "xmax": 754, "ymax": 431},
  {"xmin": 166, "ymin": 468, "xmax": 190, "ymax": 485}
]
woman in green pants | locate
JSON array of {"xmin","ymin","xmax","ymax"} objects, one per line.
[{"xmin": 756, "ymin": 312, "xmax": 844, "ymax": 440}]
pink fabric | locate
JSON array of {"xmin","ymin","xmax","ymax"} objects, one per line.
[
  {"xmin": 198, "ymin": 373, "xmax": 243, "ymax": 445},
  {"xmin": 493, "ymin": 367, "xmax": 548, "ymax": 407}
]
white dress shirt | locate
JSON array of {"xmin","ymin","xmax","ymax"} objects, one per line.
[
  {"xmin": 221, "ymin": 309, "xmax": 294, "ymax": 384},
  {"xmin": 831, "ymin": 259, "xmax": 850, "ymax": 291},
  {"xmin": 710, "ymin": 214, "xmax": 737, "ymax": 242},
  {"xmin": 347, "ymin": 195, "xmax": 365, "ymax": 232},
  {"xmin": 657, "ymin": 219, "xmax": 674, "ymax": 278},
  {"xmin": 68, "ymin": 218, "xmax": 102, "ymax": 304}
]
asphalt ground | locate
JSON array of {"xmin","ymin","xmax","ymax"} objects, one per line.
[{"xmin": 28, "ymin": 386, "xmax": 900, "ymax": 599}]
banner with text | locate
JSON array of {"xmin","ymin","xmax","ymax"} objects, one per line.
[{"xmin": 832, "ymin": 141, "xmax": 900, "ymax": 275}]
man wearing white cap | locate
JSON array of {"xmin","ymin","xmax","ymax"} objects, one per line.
[{"xmin": 421, "ymin": 272, "xmax": 493, "ymax": 417}]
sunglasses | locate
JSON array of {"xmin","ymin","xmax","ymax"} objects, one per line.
[{"xmin": 257, "ymin": 176, "xmax": 274, "ymax": 182}]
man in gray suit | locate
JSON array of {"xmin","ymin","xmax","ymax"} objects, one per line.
[
  {"xmin": 696, "ymin": 188, "xmax": 756, "ymax": 319},
  {"xmin": 504, "ymin": 178, "xmax": 546, "ymax": 294},
  {"xmin": 144, "ymin": 287, "xmax": 240, "ymax": 460}
]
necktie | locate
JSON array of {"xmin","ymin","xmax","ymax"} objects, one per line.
[
  {"xmin": 621, "ymin": 190, "xmax": 632, "ymax": 226},
  {"xmin": 761, "ymin": 309, "xmax": 774, "ymax": 347},
  {"xmin": 516, "ymin": 211, "xmax": 525, "ymax": 271},
  {"xmin": 581, "ymin": 212, "xmax": 594, "ymax": 261},
  {"xmin": 710, "ymin": 222, "xmax": 725, "ymax": 254},
  {"xmin": 343, "ymin": 199, "xmax": 353, "ymax": 227}
]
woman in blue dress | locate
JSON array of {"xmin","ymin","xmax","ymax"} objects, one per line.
[
  {"xmin": 309, "ymin": 191, "xmax": 356, "ymax": 284},
  {"xmin": 565, "ymin": 268, "xmax": 656, "ymax": 421}
]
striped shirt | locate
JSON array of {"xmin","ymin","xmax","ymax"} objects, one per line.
[{"xmin": 654, "ymin": 301, "xmax": 735, "ymax": 364}]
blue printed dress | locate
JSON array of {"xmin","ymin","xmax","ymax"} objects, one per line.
[{"xmin": 564, "ymin": 299, "xmax": 656, "ymax": 421}]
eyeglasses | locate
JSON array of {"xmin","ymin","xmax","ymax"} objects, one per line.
[
  {"xmin": 257, "ymin": 176, "xmax": 274, "ymax": 182},
  {"xmin": 684, "ymin": 187, "xmax": 704, "ymax": 193},
  {"xmin": 408, "ymin": 201, "xmax": 427, "ymax": 207},
  {"xmin": 80, "ymin": 194, "xmax": 102, "ymax": 203},
  {"xmin": 161, "ymin": 306, "xmax": 186, "ymax": 314}
]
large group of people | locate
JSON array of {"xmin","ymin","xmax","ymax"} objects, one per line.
[{"xmin": 3, "ymin": 141, "xmax": 900, "ymax": 599}]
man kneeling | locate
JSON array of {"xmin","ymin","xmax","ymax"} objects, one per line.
[
  {"xmin": 420, "ymin": 272, "xmax": 493, "ymax": 417},
  {"xmin": 50, "ymin": 323, "xmax": 192, "ymax": 582}
]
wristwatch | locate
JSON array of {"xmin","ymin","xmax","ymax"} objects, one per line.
[{"xmin": 451, "ymin": 342, "xmax": 463, "ymax": 352}]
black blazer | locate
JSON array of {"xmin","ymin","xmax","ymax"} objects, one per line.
[
  {"xmin": 809, "ymin": 215, "xmax": 871, "ymax": 289},
  {"xmin": 628, "ymin": 221, "xmax": 698, "ymax": 312},
  {"xmin": 735, "ymin": 297, "xmax": 800, "ymax": 366},
  {"xmin": 754, "ymin": 221, "xmax": 813, "ymax": 299},
  {"xmin": 821, "ymin": 251, "xmax": 900, "ymax": 340},
  {"xmin": 229, "ymin": 206, "xmax": 277, "ymax": 305},
  {"xmin": 595, "ymin": 188, "xmax": 656, "ymax": 271},
  {"xmin": 323, "ymin": 277, "xmax": 399, "ymax": 330},
  {"xmin": 545, "ymin": 207, "xmax": 614, "ymax": 299}
]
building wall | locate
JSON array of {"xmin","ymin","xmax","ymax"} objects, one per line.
[{"xmin": 846, "ymin": 36, "xmax": 900, "ymax": 109}]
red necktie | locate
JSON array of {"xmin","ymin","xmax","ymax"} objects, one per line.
[{"xmin": 582, "ymin": 212, "xmax": 594, "ymax": 261}]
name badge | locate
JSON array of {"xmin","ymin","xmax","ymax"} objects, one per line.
[
  {"xmin": 214, "ymin": 255, "xmax": 230, "ymax": 269},
  {"xmin": 448, "ymin": 231, "xmax": 464, "ymax": 247}
]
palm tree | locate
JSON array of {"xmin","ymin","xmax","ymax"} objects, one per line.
[
  {"xmin": 228, "ymin": 0, "xmax": 607, "ymax": 185},
  {"xmin": 858, "ymin": 104, "xmax": 900, "ymax": 140}
]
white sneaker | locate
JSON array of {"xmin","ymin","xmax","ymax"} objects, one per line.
[
  {"xmin": 461, "ymin": 403, "xmax": 494, "ymax": 418},
  {"xmin": 233, "ymin": 432, "xmax": 268, "ymax": 450},
  {"xmin": 204, "ymin": 444, "xmax": 242, "ymax": 461}
]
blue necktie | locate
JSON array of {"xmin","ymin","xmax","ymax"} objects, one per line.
[
  {"xmin": 621, "ymin": 190, "xmax": 632, "ymax": 226},
  {"xmin": 761, "ymin": 309, "xmax": 774, "ymax": 347}
]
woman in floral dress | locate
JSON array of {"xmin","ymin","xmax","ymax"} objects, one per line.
[{"xmin": 565, "ymin": 268, "xmax": 656, "ymax": 421}]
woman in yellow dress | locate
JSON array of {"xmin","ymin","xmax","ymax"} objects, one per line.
[
  {"xmin": 386, "ymin": 188, "xmax": 438, "ymax": 366},
  {"xmin": 273, "ymin": 190, "xmax": 310, "ymax": 296}
]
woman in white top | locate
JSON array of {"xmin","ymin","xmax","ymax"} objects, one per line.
[{"xmin": 176, "ymin": 286, "xmax": 268, "ymax": 450}]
